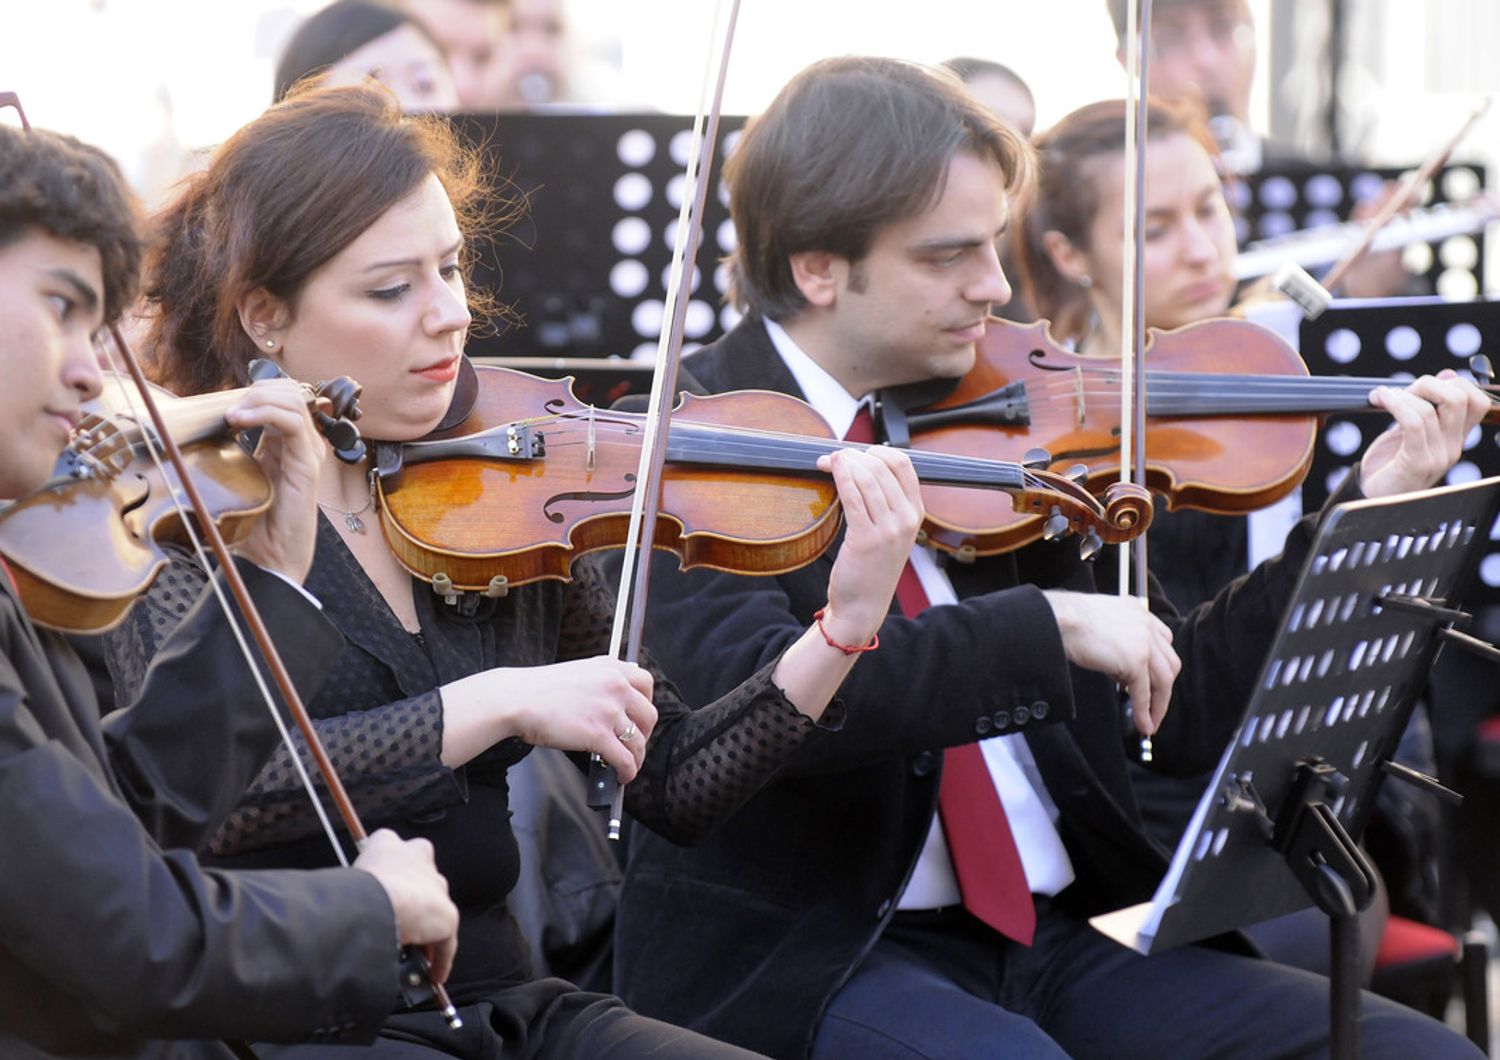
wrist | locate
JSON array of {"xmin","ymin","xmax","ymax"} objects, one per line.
[{"xmin": 813, "ymin": 605, "xmax": 879, "ymax": 655}]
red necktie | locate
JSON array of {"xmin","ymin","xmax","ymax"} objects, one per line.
[{"xmin": 845, "ymin": 407, "xmax": 1037, "ymax": 946}]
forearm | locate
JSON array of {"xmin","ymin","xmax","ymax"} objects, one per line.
[{"xmin": 102, "ymin": 559, "xmax": 344, "ymax": 849}]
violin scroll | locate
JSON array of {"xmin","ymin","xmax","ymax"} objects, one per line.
[
  {"xmin": 1011, "ymin": 470, "xmax": 1154, "ymax": 560},
  {"xmin": 247, "ymin": 358, "xmax": 366, "ymax": 464}
]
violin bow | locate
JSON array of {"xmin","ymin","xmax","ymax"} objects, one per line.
[
  {"xmin": 1119, "ymin": 0, "xmax": 1155, "ymax": 760},
  {"xmin": 97, "ymin": 327, "xmax": 462, "ymax": 1027},
  {"xmin": 1317, "ymin": 97, "xmax": 1491, "ymax": 294},
  {"xmin": 595, "ymin": 0, "xmax": 742, "ymax": 840},
  {"xmin": 12, "ymin": 89, "xmax": 460, "ymax": 1032}
]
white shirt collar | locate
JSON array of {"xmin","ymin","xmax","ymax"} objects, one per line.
[{"xmin": 762, "ymin": 317, "xmax": 869, "ymax": 438}]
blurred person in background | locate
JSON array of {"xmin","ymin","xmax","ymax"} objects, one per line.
[
  {"xmin": 276, "ymin": 0, "xmax": 460, "ymax": 112},
  {"xmin": 402, "ymin": 0, "xmax": 511, "ymax": 109},
  {"xmin": 941, "ymin": 56, "xmax": 1036, "ymax": 138}
]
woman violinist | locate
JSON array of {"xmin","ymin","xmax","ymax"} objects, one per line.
[
  {"xmin": 106, "ymin": 83, "xmax": 923, "ymax": 1059},
  {"xmin": 0, "ymin": 123, "xmax": 460, "ymax": 1056},
  {"xmin": 1012, "ymin": 96, "xmax": 1479, "ymax": 976}
]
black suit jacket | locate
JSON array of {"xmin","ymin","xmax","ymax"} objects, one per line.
[
  {"xmin": 612, "ymin": 318, "xmax": 1350, "ymax": 1059},
  {"xmin": 0, "ymin": 561, "xmax": 399, "ymax": 1058}
]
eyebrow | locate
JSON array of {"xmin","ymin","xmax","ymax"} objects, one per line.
[
  {"xmin": 46, "ymin": 267, "xmax": 101, "ymax": 313},
  {"xmin": 909, "ymin": 219, "xmax": 1010, "ymax": 255},
  {"xmin": 362, "ymin": 238, "xmax": 465, "ymax": 273},
  {"xmin": 1144, "ymin": 186, "xmax": 1223, "ymax": 218}
]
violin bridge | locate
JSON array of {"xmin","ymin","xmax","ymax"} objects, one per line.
[
  {"xmin": 1072, "ymin": 368, "xmax": 1086, "ymax": 427},
  {"xmin": 586, "ymin": 406, "xmax": 597, "ymax": 473}
]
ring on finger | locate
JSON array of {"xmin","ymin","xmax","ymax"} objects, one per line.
[{"xmin": 617, "ymin": 723, "xmax": 637, "ymax": 743}]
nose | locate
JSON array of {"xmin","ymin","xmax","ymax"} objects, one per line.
[
  {"xmin": 426, "ymin": 274, "xmax": 473, "ymax": 337},
  {"xmin": 967, "ymin": 243, "xmax": 1013, "ymax": 308},
  {"xmin": 68, "ymin": 333, "xmax": 104, "ymax": 402},
  {"xmin": 1181, "ymin": 218, "xmax": 1221, "ymax": 265}
]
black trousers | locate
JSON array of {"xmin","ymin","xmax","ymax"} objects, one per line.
[
  {"xmin": 254, "ymin": 979, "xmax": 765, "ymax": 1060},
  {"xmin": 810, "ymin": 900, "xmax": 1482, "ymax": 1059}
]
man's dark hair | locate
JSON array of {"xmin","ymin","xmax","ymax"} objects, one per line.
[
  {"xmin": 0, "ymin": 125, "xmax": 143, "ymax": 325},
  {"xmin": 725, "ymin": 56, "xmax": 1032, "ymax": 321}
]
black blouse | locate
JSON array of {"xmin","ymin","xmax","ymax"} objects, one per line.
[{"xmin": 104, "ymin": 515, "xmax": 842, "ymax": 997}]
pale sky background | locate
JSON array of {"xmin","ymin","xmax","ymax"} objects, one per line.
[
  {"xmin": 2, "ymin": 0, "xmax": 1493, "ymax": 283},
  {"xmin": 4, "ymin": 0, "xmax": 1272, "ymax": 202}
]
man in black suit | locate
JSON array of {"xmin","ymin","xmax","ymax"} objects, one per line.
[
  {"xmin": 0, "ymin": 121, "xmax": 460, "ymax": 1057},
  {"xmin": 610, "ymin": 56, "xmax": 1487, "ymax": 1059}
]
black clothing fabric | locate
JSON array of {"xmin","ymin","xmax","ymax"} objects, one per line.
[
  {"xmin": 609, "ymin": 318, "xmax": 1365, "ymax": 1059},
  {"xmin": 0, "ymin": 560, "xmax": 400, "ymax": 1058},
  {"xmin": 104, "ymin": 514, "xmax": 835, "ymax": 1055}
]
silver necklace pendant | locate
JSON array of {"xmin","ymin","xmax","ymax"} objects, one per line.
[{"xmin": 344, "ymin": 511, "xmax": 366, "ymax": 534}]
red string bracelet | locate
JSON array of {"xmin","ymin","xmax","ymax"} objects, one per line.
[{"xmin": 813, "ymin": 607, "xmax": 879, "ymax": 654}]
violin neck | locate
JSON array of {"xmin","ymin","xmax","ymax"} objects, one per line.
[
  {"xmin": 1144, "ymin": 371, "xmax": 1428, "ymax": 417},
  {"xmin": 667, "ymin": 424, "xmax": 1028, "ymax": 491}
]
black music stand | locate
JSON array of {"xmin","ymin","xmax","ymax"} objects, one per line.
[{"xmin": 1093, "ymin": 475, "xmax": 1500, "ymax": 1059}]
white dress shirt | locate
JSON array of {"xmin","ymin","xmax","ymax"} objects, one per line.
[{"xmin": 763, "ymin": 318, "xmax": 1075, "ymax": 904}]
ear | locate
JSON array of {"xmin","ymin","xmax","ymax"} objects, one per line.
[
  {"xmin": 787, "ymin": 250, "xmax": 845, "ymax": 309},
  {"xmin": 237, "ymin": 288, "xmax": 291, "ymax": 353},
  {"xmin": 1041, "ymin": 229, "xmax": 1093, "ymax": 288}
]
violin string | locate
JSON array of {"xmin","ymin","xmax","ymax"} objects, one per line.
[{"xmin": 90, "ymin": 353, "xmax": 349, "ymax": 866}]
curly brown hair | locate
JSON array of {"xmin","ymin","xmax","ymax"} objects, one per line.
[
  {"xmin": 144, "ymin": 82, "xmax": 508, "ymax": 394},
  {"xmin": 0, "ymin": 125, "xmax": 143, "ymax": 326}
]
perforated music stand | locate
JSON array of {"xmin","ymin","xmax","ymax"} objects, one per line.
[{"xmin": 1093, "ymin": 475, "xmax": 1500, "ymax": 1059}]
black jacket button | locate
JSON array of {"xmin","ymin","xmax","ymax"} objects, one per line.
[
  {"xmin": 911, "ymin": 751, "xmax": 936, "ymax": 776},
  {"xmin": 993, "ymin": 709, "xmax": 1010, "ymax": 730},
  {"xmin": 975, "ymin": 715, "xmax": 993, "ymax": 736},
  {"xmin": 1032, "ymin": 700, "xmax": 1049, "ymax": 720},
  {"xmin": 1014, "ymin": 705, "xmax": 1031, "ymax": 726}
]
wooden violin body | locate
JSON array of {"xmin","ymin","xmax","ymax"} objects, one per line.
[
  {"xmin": 900, "ymin": 315, "xmax": 1500, "ymax": 555},
  {"xmin": 0, "ymin": 370, "xmax": 362, "ymax": 633},
  {"xmin": 376, "ymin": 366, "xmax": 1153, "ymax": 592}
]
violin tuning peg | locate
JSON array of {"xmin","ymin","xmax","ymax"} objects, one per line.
[
  {"xmin": 1079, "ymin": 528, "xmax": 1103, "ymax": 561},
  {"xmin": 1042, "ymin": 506, "xmax": 1070, "ymax": 541},
  {"xmin": 317, "ymin": 376, "xmax": 365, "ymax": 422},
  {"xmin": 1470, "ymin": 354, "xmax": 1494, "ymax": 388},
  {"xmin": 1066, "ymin": 463, "xmax": 1089, "ymax": 486},
  {"xmin": 1022, "ymin": 447, "xmax": 1053, "ymax": 470},
  {"xmin": 246, "ymin": 358, "xmax": 285, "ymax": 383}
]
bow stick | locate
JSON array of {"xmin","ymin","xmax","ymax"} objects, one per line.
[
  {"xmin": 99, "ymin": 326, "xmax": 462, "ymax": 1027},
  {"xmin": 6, "ymin": 85, "xmax": 458, "ymax": 1033},
  {"xmin": 591, "ymin": 0, "xmax": 742, "ymax": 840},
  {"xmin": 1119, "ymin": 0, "xmax": 1155, "ymax": 760}
]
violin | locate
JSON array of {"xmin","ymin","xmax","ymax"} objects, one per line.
[
  {"xmin": 371, "ymin": 365, "xmax": 1155, "ymax": 593},
  {"xmin": 0, "ymin": 361, "xmax": 364, "ymax": 633},
  {"xmin": 887, "ymin": 315, "xmax": 1500, "ymax": 557}
]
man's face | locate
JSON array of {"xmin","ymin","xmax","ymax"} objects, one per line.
[
  {"xmin": 496, "ymin": 0, "xmax": 567, "ymax": 106},
  {"xmin": 406, "ymin": 0, "xmax": 509, "ymax": 110},
  {"xmin": 1130, "ymin": 2, "xmax": 1256, "ymax": 123},
  {"xmin": 0, "ymin": 231, "xmax": 105, "ymax": 498},
  {"xmin": 813, "ymin": 151, "xmax": 1013, "ymax": 395}
]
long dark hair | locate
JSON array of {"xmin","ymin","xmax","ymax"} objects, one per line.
[
  {"xmin": 144, "ymin": 82, "xmax": 504, "ymax": 394},
  {"xmin": 724, "ymin": 56, "xmax": 1032, "ymax": 321}
]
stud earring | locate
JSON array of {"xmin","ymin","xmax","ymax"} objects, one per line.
[
  {"xmin": 1077, "ymin": 274, "xmax": 1093, "ymax": 288},
  {"xmin": 265, "ymin": 339, "xmax": 276, "ymax": 348}
]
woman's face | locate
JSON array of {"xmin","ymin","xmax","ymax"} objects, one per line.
[
  {"xmin": 323, "ymin": 24, "xmax": 460, "ymax": 113},
  {"xmin": 1079, "ymin": 131, "xmax": 1238, "ymax": 334},
  {"xmin": 269, "ymin": 173, "xmax": 471, "ymax": 442}
]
